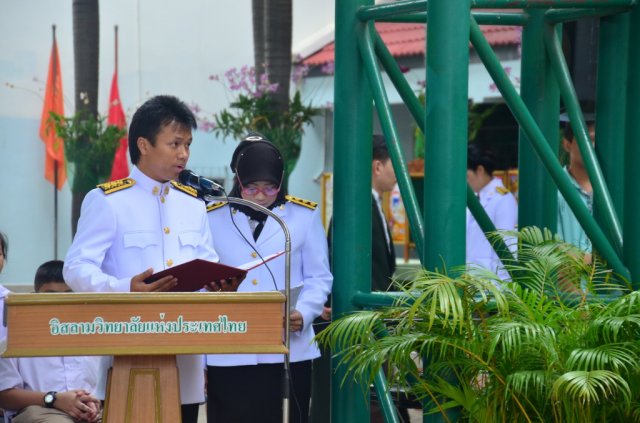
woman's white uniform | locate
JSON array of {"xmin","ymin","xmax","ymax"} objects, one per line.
[
  {"xmin": 466, "ymin": 177, "xmax": 518, "ymax": 280},
  {"xmin": 206, "ymin": 196, "xmax": 332, "ymax": 366}
]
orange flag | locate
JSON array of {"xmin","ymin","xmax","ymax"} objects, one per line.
[
  {"xmin": 107, "ymin": 70, "xmax": 129, "ymax": 181},
  {"xmin": 39, "ymin": 32, "xmax": 66, "ymax": 190}
]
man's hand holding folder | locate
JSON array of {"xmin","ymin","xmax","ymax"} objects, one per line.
[{"xmin": 141, "ymin": 251, "xmax": 284, "ymax": 292}]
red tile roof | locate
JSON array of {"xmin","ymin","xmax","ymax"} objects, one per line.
[{"xmin": 303, "ymin": 23, "xmax": 521, "ymax": 66}]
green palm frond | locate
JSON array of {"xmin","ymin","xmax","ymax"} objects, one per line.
[
  {"xmin": 551, "ymin": 370, "xmax": 631, "ymax": 406},
  {"xmin": 565, "ymin": 344, "xmax": 639, "ymax": 373},
  {"xmin": 488, "ymin": 321, "xmax": 556, "ymax": 360}
]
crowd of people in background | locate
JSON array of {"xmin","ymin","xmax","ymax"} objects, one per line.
[{"xmin": 0, "ymin": 94, "xmax": 595, "ymax": 423}]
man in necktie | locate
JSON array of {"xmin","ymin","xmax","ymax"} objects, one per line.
[{"xmin": 371, "ymin": 134, "xmax": 397, "ymax": 292}]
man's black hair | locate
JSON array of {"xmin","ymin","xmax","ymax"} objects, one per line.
[
  {"xmin": 34, "ymin": 260, "xmax": 65, "ymax": 292},
  {"xmin": 128, "ymin": 95, "xmax": 198, "ymax": 164},
  {"xmin": 372, "ymin": 134, "xmax": 390, "ymax": 162},
  {"xmin": 467, "ymin": 143, "xmax": 497, "ymax": 175},
  {"xmin": 0, "ymin": 231, "xmax": 7, "ymax": 261}
]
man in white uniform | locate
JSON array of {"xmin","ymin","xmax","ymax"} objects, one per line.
[
  {"xmin": 466, "ymin": 144, "xmax": 518, "ymax": 281},
  {"xmin": 63, "ymin": 95, "xmax": 218, "ymax": 423}
]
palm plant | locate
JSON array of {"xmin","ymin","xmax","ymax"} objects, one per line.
[{"xmin": 317, "ymin": 227, "xmax": 640, "ymax": 422}]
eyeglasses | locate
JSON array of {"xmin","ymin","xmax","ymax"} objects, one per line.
[
  {"xmin": 239, "ymin": 181, "xmax": 281, "ymax": 197},
  {"xmin": 236, "ymin": 170, "xmax": 283, "ymax": 197}
]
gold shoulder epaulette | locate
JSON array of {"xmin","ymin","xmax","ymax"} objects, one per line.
[
  {"xmin": 496, "ymin": 186, "xmax": 510, "ymax": 195},
  {"xmin": 170, "ymin": 180, "xmax": 198, "ymax": 197},
  {"xmin": 285, "ymin": 195, "xmax": 317, "ymax": 210},
  {"xmin": 97, "ymin": 178, "xmax": 135, "ymax": 195},
  {"xmin": 207, "ymin": 201, "xmax": 228, "ymax": 212}
]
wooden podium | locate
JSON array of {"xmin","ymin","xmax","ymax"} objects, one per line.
[{"xmin": 2, "ymin": 292, "xmax": 286, "ymax": 422}]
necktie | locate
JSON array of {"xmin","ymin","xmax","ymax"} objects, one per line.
[{"xmin": 253, "ymin": 220, "xmax": 265, "ymax": 241}]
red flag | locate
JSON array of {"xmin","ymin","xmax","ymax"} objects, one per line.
[
  {"xmin": 39, "ymin": 34, "xmax": 66, "ymax": 190},
  {"xmin": 107, "ymin": 70, "xmax": 129, "ymax": 181}
]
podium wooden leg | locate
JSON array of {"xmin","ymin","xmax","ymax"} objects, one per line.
[{"xmin": 104, "ymin": 355, "xmax": 181, "ymax": 423}]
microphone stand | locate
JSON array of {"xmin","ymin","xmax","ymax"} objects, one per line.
[{"xmin": 205, "ymin": 195, "xmax": 292, "ymax": 423}]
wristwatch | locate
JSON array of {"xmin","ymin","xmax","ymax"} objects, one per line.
[{"xmin": 43, "ymin": 391, "xmax": 57, "ymax": 408}]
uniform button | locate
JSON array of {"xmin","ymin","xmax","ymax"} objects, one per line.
[
  {"xmin": 152, "ymin": 186, "xmax": 160, "ymax": 195},
  {"xmin": 163, "ymin": 186, "xmax": 170, "ymax": 195},
  {"xmin": 160, "ymin": 196, "xmax": 166, "ymax": 204},
  {"xmin": 166, "ymin": 259, "xmax": 173, "ymax": 267},
  {"xmin": 164, "ymin": 227, "xmax": 170, "ymax": 234},
  {"xmin": 251, "ymin": 279, "xmax": 258, "ymax": 285},
  {"xmin": 232, "ymin": 209, "xmax": 237, "ymax": 215},
  {"xmin": 251, "ymin": 252, "xmax": 257, "ymax": 258},
  {"xmin": 280, "ymin": 205, "xmax": 285, "ymax": 210}
]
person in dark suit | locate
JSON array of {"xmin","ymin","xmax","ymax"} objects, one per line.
[{"xmin": 371, "ymin": 134, "xmax": 397, "ymax": 292}]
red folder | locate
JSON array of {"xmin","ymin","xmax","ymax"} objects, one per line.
[{"xmin": 144, "ymin": 251, "xmax": 284, "ymax": 292}]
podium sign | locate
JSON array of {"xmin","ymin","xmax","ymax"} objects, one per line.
[
  {"xmin": 2, "ymin": 292, "xmax": 286, "ymax": 357},
  {"xmin": 2, "ymin": 292, "xmax": 287, "ymax": 422}
]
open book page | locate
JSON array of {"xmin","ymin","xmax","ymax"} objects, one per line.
[
  {"xmin": 278, "ymin": 285, "xmax": 303, "ymax": 311},
  {"xmin": 238, "ymin": 250, "xmax": 285, "ymax": 271}
]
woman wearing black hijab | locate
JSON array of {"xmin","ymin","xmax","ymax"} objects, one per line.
[{"xmin": 205, "ymin": 133, "xmax": 332, "ymax": 423}]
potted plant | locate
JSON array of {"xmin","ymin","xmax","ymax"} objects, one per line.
[
  {"xmin": 317, "ymin": 227, "xmax": 639, "ymax": 422},
  {"xmin": 195, "ymin": 65, "xmax": 320, "ymax": 189}
]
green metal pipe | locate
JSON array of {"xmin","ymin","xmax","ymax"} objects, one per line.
[
  {"xmin": 516, "ymin": 11, "xmax": 559, "ymax": 233},
  {"xmin": 424, "ymin": 0, "xmax": 470, "ymax": 273},
  {"xmin": 473, "ymin": 11, "xmax": 529, "ymax": 25},
  {"xmin": 373, "ymin": 368, "xmax": 402, "ymax": 423},
  {"xmin": 595, "ymin": 14, "xmax": 629, "ymax": 235},
  {"xmin": 357, "ymin": 0, "xmax": 426, "ymax": 21},
  {"xmin": 469, "ymin": 17, "xmax": 630, "ymax": 280},
  {"xmin": 545, "ymin": 7, "xmax": 629, "ymax": 23},
  {"xmin": 352, "ymin": 291, "xmax": 401, "ymax": 309},
  {"xmin": 624, "ymin": 8, "xmax": 640, "ymax": 290},
  {"xmin": 471, "ymin": 0, "xmax": 634, "ymax": 8},
  {"xmin": 332, "ymin": 0, "xmax": 374, "ymax": 421},
  {"xmin": 424, "ymin": 1, "xmax": 471, "ymax": 421},
  {"xmin": 374, "ymin": 31, "xmax": 425, "ymax": 132},
  {"xmin": 543, "ymin": 25, "xmax": 624, "ymax": 255},
  {"xmin": 467, "ymin": 186, "xmax": 516, "ymax": 277},
  {"xmin": 382, "ymin": 11, "xmax": 529, "ymax": 26},
  {"xmin": 359, "ymin": 23, "xmax": 426, "ymax": 259}
]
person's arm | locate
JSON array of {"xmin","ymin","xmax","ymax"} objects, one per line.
[
  {"xmin": 292, "ymin": 208, "xmax": 333, "ymax": 333},
  {"xmin": 63, "ymin": 190, "xmax": 131, "ymax": 292}
]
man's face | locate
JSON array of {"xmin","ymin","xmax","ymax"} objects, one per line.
[
  {"xmin": 563, "ymin": 124, "xmax": 595, "ymax": 166},
  {"xmin": 37, "ymin": 281, "xmax": 72, "ymax": 293},
  {"xmin": 467, "ymin": 168, "xmax": 484, "ymax": 193},
  {"xmin": 372, "ymin": 158, "xmax": 397, "ymax": 193},
  {"xmin": 137, "ymin": 121, "xmax": 192, "ymax": 182}
]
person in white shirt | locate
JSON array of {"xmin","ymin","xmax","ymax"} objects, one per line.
[
  {"xmin": 63, "ymin": 95, "xmax": 219, "ymax": 423},
  {"xmin": 466, "ymin": 144, "xmax": 518, "ymax": 281},
  {"xmin": 205, "ymin": 133, "xmax": 332, "ymax": 423},
  {"xmin": 0, "ymin": 260, "xmax": 101, "ymax": 423}
]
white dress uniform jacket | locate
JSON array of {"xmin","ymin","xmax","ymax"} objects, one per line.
[
  {"xmin": 466, "ymin": 178, "xmax": 518, "ymax": 280},
  {"xmin": 64, "ymin": 166, "xmax": 219, "ymax": 404},
  {"xmin": 205, "ymin": 198, "xmax": 332, "ymax": 366},
  {"xmin": 0, "ymin": 355, "xmax": 100, "ymax": 421}
]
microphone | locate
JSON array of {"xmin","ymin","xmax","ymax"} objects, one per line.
[{"xmin": 178, "ymin": 169, "xmax": 225, "ymax": 196}]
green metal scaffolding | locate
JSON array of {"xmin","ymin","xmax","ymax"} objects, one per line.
[{"xmin": 331, "ymin": 0, "xmax": 639, "ymax": 422}]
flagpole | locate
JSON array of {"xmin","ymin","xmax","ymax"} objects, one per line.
[
  {"xmin": 52, "ymin": 24, "xmax": 59, "ymax": 259},
  {"xmin": 114, "ymin": 25, "xmax": 118, "ymax": 72}
]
